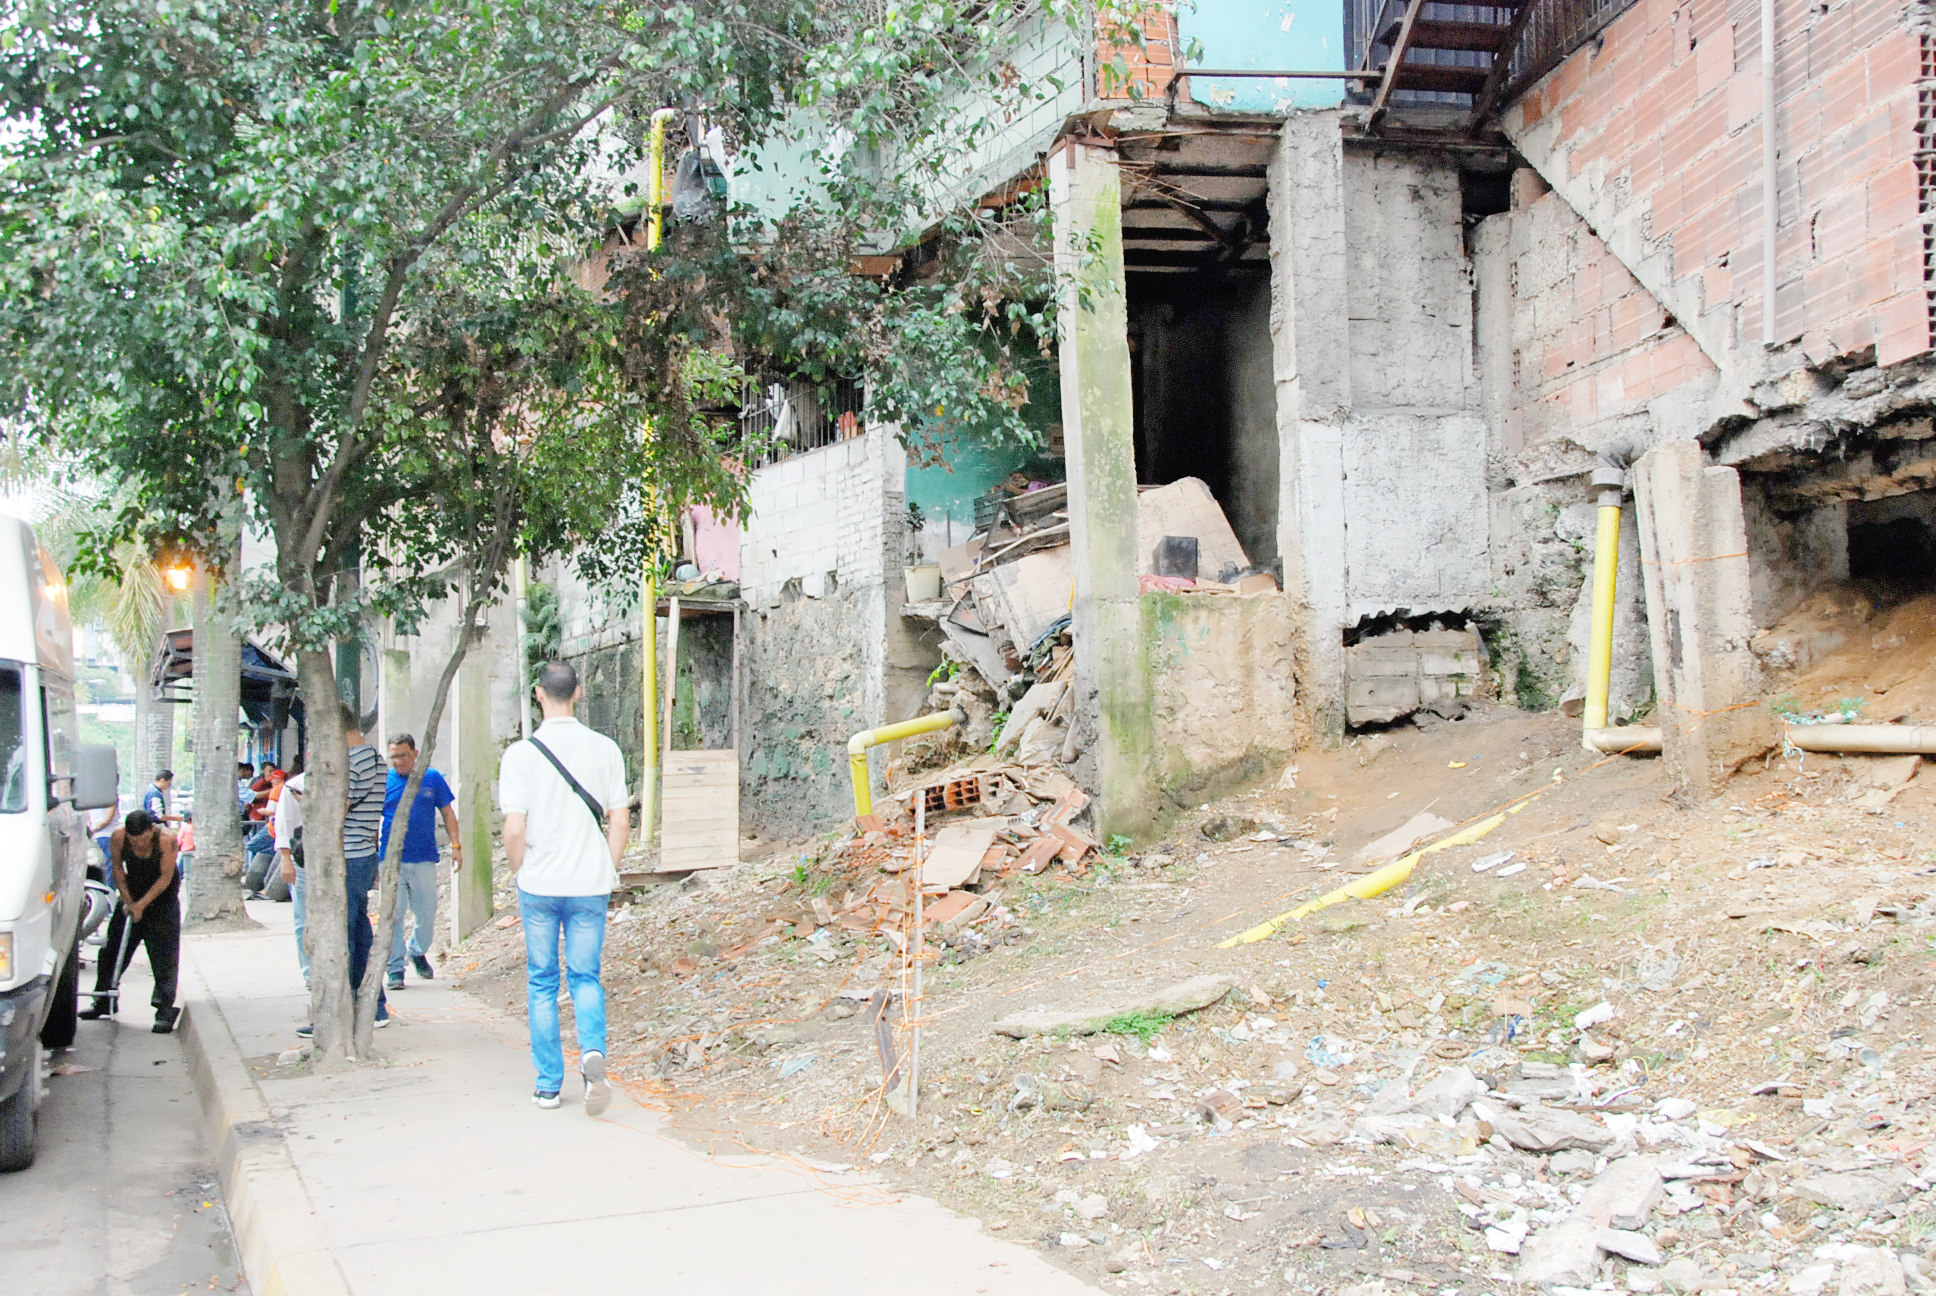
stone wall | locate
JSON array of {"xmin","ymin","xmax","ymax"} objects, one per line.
[{"xmin": 739, "ymin": 427, "xmax": 938, "ymax": 834}]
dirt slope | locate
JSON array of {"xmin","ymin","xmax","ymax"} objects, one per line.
[{"xmin": 451, "ymin": 702, "xmax": 1936, "ymax": 1295}]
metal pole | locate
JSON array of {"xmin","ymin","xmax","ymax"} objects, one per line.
[
  {"xmin": 1760, "ymin": 0, "xmax": 1778, "ymax": 346},
  {"xmin": 640, "ymin": 571, "xmax": 659, "ymax": 844},
  {"xmin": 910, "ymin": 795, "xmax": 925, "ymax": 1118},
  {"xmin": 512, "ymin": 556, "xmax": 531, "ymax": 741}
]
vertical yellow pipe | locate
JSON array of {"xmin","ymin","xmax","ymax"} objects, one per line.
[
  {"xmin": 647, "ymin": 108, "xmax": 677, "ymax": 251},
  {"xmin": 1582, "ymin": 499, "xmax": 1623, "ymax": 735},
  {"xmin": 638, "ymin": 107, "xmax": 677, "ymax": 846}
]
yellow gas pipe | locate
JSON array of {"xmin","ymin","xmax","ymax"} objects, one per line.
[
  {"xmin": 848, "ymin": 713, "xmax": 957, "ymax": 818},
  {"xmin": 1581, "ymin": 459, "xmax": 1628, "ymax": 746},
  {"xmin": 638, "ymin": 107, "xmax": 678, "ymax": 845}
]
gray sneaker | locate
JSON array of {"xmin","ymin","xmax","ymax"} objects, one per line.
[
  {"xmin": 533, "ymin": 1090, "xmax": 561, "ymax": 1110},
  {"xmin": 582, "ymin": 1051, "xmax": 610, "ymax": 1117},
  {"xmin": 411, "ymin": 953, "xmax": 434, "ymax": 980}
]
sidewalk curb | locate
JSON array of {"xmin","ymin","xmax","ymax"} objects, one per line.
[{"xmin": 180, "ymin": 951, "xmax": 354, "ymax": 1296}]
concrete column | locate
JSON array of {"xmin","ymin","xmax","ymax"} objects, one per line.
[
  {"xmin": 1051, "ymin": 138, "xmax": 1152, "ymax": 838},
  {"xmin": 377, "ymin": 646, "xmax": 411, "ymax": 749},
  {"xmin": 450, "ymin": 650, "xmax": 494, "ymax": 940},
  {"xmin": 1268, "ymin": 113, "xmax": 1352, "ymax": 744},
  {"xmin": 1633, "ymin": 440, "xmax": 1776, "ymax": 800}
]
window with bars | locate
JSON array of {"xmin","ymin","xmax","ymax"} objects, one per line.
[{"xmin": 739, "ymin": 376, "xmax": 867, "ymax": 467}]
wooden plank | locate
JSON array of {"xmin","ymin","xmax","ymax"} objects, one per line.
[{"xmin": 659, "ymin": 744, "xmax": 737, "ymax": 872}]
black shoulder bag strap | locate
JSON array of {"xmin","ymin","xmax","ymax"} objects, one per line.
[{"xmin": 527, "ymin": 737, "xmax": 605, "ymax": 830}]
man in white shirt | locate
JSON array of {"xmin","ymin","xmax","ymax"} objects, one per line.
[
  {"xmin": 274, "ymin": 771, "xmax": 307, "ymax": 982},
  {"xmin": 498, "ymin": 661, "xmax": 629, "ymax": 1114}
]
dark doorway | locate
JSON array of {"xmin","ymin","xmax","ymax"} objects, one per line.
[{"xmin": 1127, "ymin": 273, "xmax": 1280, "ymax": 569}]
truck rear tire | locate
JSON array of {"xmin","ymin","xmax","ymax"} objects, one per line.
[
  {"xmin": 0, "ymin": 1052, "xmax": 40, "ymax": 1172},
  {"xmin": 40, "ymin": 937, "xmax": 80, "ymax": 1049}
]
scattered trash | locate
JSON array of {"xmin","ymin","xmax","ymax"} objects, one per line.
[
  {"xmin": 1496, "ymin": 862, "xmax": 1528, "ymax": 877},
  {"xmin": 1471, "ymin": 851, "xmax": 1514, "ymax": 872},
  {"xmin": 1575, "ymin": 1001, "xmax": 1617, "ymax": 1030}
]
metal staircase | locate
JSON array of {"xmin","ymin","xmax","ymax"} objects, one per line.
[{"xmin": 1358, "ymin": 0, "xmax": 1540, "ymax": 127}]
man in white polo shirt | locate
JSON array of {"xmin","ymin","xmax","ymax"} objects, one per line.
[{"xmin": 498, "ymin": 661, "xmax": 630, "ymax": 1113}]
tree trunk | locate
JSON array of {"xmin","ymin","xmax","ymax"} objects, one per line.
[
  {"xmin": 185, "ymin": 556, "xmax": 247, "ymax": 926},
  {"xmin": 355, "ymin": 615, "xmax": 479, "ymax": 1051},
  {"xmin": 295, "ymin": 648, "xmax": 356, "ymax": 1058},
  {"xmin": 133, "ymin": 671, "xmax": 173, "ymax": 794}
]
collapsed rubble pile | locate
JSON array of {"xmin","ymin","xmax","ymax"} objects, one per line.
[{"xmin": 903, "ymin": 473, "xmax": 1279, "ymax": 767}]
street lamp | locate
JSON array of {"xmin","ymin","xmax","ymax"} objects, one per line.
[{"xmin": 163, "ymin": 563, "xmax": 192, "ymax": 592}]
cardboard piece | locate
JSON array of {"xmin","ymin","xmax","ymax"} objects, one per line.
[
  {"xmin": 983, "ymin": 545, "xmax": 1073, "ymax": 651},
  {"xmin": 1136, "ymin": 478, "xmax": 1249, "ymax": 579},
  {"xmin": 1348, "ymin": 810, "xmax": 1455, "ymax": 869},
  {"xmin": 921, "ymin": 822, "xmax": 1000, "ymax": 890}
]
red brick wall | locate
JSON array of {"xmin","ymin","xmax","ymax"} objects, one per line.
[
  {"xmin": 1097, "ymin": 4, "xmax": 1179, "ymax": 101},
  {"xmin": 1516, "ymin": 0, "xmax": 1931, "ymax": 369},
  {"xmin": 1506, "ymin": 185, "xmax": 1721, "ymax": 454}
]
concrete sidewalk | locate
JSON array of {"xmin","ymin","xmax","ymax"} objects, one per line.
[{"xmin": 186, "ymin": 901, "xmax": 1101, "ymax": 1296}]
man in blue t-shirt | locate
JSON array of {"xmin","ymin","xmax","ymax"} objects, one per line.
[{"xmin": 380, "ymin": 733, "xmax": 461, "ymax": 989}]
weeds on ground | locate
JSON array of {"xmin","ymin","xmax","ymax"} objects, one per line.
[{"xmin": 1103, "ymin": 1010, "xmax": 1175, "ymax": 1043}]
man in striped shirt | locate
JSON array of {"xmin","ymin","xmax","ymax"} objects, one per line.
[
  {"xmin": 301, "ymin": 704, "xmax": 389, "ymax": 1035},
  {"xmin": 343, "ymin": 705, "xmax": 390, "ymax": 1028}
]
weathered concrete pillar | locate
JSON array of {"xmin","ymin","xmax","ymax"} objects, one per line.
[
  {"xmin": 1268, "ymin": 113, "xmax": 1352, "ymax": 745},
  {"xmin": 1632, "ymin": 440, "xmax": 1776, "ymax": 800},
  {"xmin": 1051, "ymin": 137, "xmax": 1152, "ymax": 838},
  {"xmin": 377, "ymin": 645, "xmax": 411, "ymax": 749},
  {"xmin": 450, "ymin": 650, "xmax": 495, "ymax": 940}
]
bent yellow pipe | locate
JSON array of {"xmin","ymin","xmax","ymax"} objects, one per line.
[
  {"xmin": 848, "ymin": 713, "xmax": 957, "ymax": 817},
  {"xmin": 1218, "ymin": 808, "xmax": 1517, "ymax": 948}
]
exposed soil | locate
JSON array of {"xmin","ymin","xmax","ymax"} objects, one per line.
[{"xmin": 451, "ymin": 694, "xmax": 1936, "ymax": 1296}]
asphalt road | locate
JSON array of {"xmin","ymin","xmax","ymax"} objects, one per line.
[{"xmin": 0, "ymin": 940, "xmax": 248, "ymax": 1296}]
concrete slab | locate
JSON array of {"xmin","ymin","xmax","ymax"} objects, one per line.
[{"xmin": 186, "ymin": 899, "xmax": 1100, "ymax": 1295}]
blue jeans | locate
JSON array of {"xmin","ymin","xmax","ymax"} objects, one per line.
[
  {"xmin": 292, "ymin": 864, "xmax": 309, "ymax": 980},
  {"xmin": 519, "ymin": 890, "xmax": 607, "ymax": 1094},
  {"xmin": 346, "ymin": 855, "xmax": 388, "ymax": 1022},
  {"xmin": 388, "ymin": 860, "xmax": 439, "ymax": 976}
]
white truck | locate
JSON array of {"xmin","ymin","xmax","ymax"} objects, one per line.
[{"xmin": 0, "ymin": 514, "xmax": 118, "ymax": 1171}]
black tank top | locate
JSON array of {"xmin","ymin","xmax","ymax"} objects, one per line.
[{"xmin": 121, "ymin": 833, "xmax": 176, "ymax": 900}]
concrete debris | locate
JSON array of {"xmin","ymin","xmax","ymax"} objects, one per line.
[
  {"xmin": 1595, "ymin": 1228, "xmax": 1663, "ymax": 1266},
  {"xmin": 1484, "ymin": 1103, "xmax": 1615, "ymax": 1152},
  {"xmin": 1837, "ymin": 1248, "xmax": 1909, "ymax": 1296},
  {"xmin": 990, "ymin": 975, "xmax": 1236, "ymax": 1038},
  {"xmin": 1550, "ymin": 1149, "xmax": 1597, "ymax": 1176},
  {"xmin": 1792, "ymin": 1169, "xmax": 1907, "ymax": 1212},
  {"xmin": 1380, "ymin": 1065, "xmax": 1482, "ymax": 1121},
  {"xmin": 1518, "ymin": 1156, "xmax": 1664, "ymax": 1285}
]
